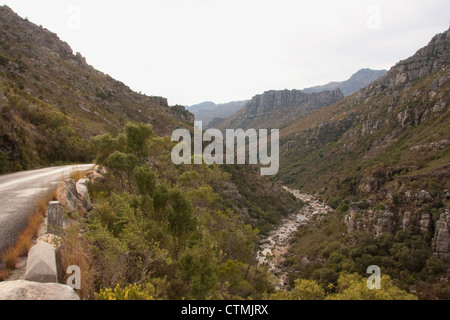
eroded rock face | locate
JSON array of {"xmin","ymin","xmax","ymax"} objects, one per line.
[
  {"xmin": 420, "ymin": 213, "xmax": 433, "ymax": 234},
  {"xmin": 432, "ymin": 210, "xmax": 450, "ymax": 262},
  {"xmin": 374, "ymin": 211, "xmax": 394, "ymax": 237},
  {"xmin": 402, "ymin": 211, "xmax": 414, "ymax": 230},
  {"xmin": 0, "ymin": 280, "xmax": 79, "ymax": 300},
  {"xmin": 344, "ymin": 209, "xmax": 395, "ymax": 237}
]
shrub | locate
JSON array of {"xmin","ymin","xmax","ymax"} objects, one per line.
[
  {"xmin": 95, "ymin": 283, "xmax": 155, "ymax": 300},
  {"xmin": 0, "ymin": 151, "xmax": 8, "ymax": 173},
  {"xmin": 0, "ymin": 54, "xmax": 8, "ymax": 67}
]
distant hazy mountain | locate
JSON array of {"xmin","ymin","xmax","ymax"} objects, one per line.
[
  {"xmin": 188, "ymin": 100, "xmax": 249, "ymax": 126},
  {"xmin": 303, "ymin": 68, "xmax": 387, "ymax": 96}
]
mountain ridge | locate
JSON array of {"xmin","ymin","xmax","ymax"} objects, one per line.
[
  {"xmin": 188, "ymin": 100, "xmax": 249, "ymax": 126},
  {"xmin": 303, "ymin": 68, "xmax": 387, "ymax": 96},
  {"xmin": 214, "ymin": 88, "xmax": 344, "ymax": 131}
]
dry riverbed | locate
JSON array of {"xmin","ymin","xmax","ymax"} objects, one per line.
[{"xmin": 257, "ymin": 187, "xmax": 333, "ymax": 289}]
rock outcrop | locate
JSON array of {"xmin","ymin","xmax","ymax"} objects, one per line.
[
  {"xmin": 0, "ymin": 280, "xmax": 79, "ymax": 300},
  {"xmin": 432, "ymin": 210, "xmax": 450, "ymax": 262}
]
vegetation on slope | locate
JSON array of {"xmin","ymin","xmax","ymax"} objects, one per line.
[{"xmin": 59, "ymin": 122, "xmax": 299, "ymax": 300}]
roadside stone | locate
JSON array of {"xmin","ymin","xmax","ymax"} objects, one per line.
[
  {"xmin": 47, "ymin": 201, "xmax": 63, "ymax": 235},
  {"xmin": 24, "ymin": 241, "xmax": 57, "ymax": 283}
]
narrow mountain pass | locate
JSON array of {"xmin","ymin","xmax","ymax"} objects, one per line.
[
  {"xmin": 0, "ymin": 164, "xmax": 94, "ymax": 259},
  {"xmin": 257, "ymin": 187, "xmax": 333, "ymax": 290}
]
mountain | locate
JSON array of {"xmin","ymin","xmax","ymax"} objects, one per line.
[
  {"xmin": 0, "ymin": 5, "xmax": 193, "ymax": 172},
  {"xmin": 188, "ymin": 100, "xmax": 249, "ymax": 126},
  {"xmin": 303, "ymin": 68, "xmax": 387, "ymax": 96},
  {"xmin": 214, "ymin": 89, "xmax": 344, "ymax": 131},
  {"xmin": 209, "ymin": 69, "xmax": 386, "ymax": 132},
  {"xmin": 277, "ymin": 28, "xmax": 450, "ymax": 298}
]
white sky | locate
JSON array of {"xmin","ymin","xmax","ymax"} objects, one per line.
[{"xmin": 1, "ymin": 0, "xmax": 449, "ymax": 106}]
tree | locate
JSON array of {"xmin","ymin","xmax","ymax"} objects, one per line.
[
  {"xmin": 90, "ymin": 133, "xmax": 119, "ymax": 165},
  {"xmin": 134, "ymin": 165, "xmax": 156, "ymax": 196},
  {"xmin": 124, "ymin": 122, "xmax": 153, "ymax": 159},
  {"xmin": 167, "ymin": 188, "xmax": 197, "ymax": 258},
  {"xmin": 178, "ymin": 235, "xmax": 219, "ymax": 299},
  {"xmin": 105, "ymin": 151, "xmax": 138, "ymax": 191}
]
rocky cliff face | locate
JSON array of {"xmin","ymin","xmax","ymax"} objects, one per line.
[
  {"xmin": 215, "ymin": 88, "xmax": 344, "ymax": 131},
  {"xmin": 433, "ymin": 210, "xmax": 450, "ymax": 262}
]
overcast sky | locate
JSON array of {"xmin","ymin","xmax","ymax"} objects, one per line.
[{"xmin": 1, "ymin": 1, "xmax": 449, "ymax": 106}]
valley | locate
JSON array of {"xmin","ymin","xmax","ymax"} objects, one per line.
[{"xmin": 0, "ymin": 3, "xmax": 448, "ymax": 301}]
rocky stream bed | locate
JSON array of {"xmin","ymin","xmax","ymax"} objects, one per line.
[{"xmin": 257, "ymin": 187, "xmax": 333, "ymax": 290}]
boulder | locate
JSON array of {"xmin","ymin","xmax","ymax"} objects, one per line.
[
  {"xmin": 85, "ymin": 169, "xmax": 105, "ymax": 184},
  {"xmin": 57, "ymin": 179, "xmax": 92, "ymax": 214},
  {"xmin": 57, "ymin": 179, "xmax": 80, "ymax": 213},
  {"xmin": 76, "ymin": 179, "xmax": 92, "ymax": 211},
  {"xmin": 0, "ymin": 280, "xmax": 79, "ymax": 300},
  {"xmin": 24, "ymin": 241, "xmax": 57, "ymax": 283}
]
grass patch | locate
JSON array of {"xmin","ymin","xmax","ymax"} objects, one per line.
[{"xmin": 70, "ymin": 168, "xmax": 91, "ymax": 181}]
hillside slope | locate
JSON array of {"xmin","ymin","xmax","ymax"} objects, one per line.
[{"xmin": 0, "ymin": 5, "xmax": 193, "ymax": 172}]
